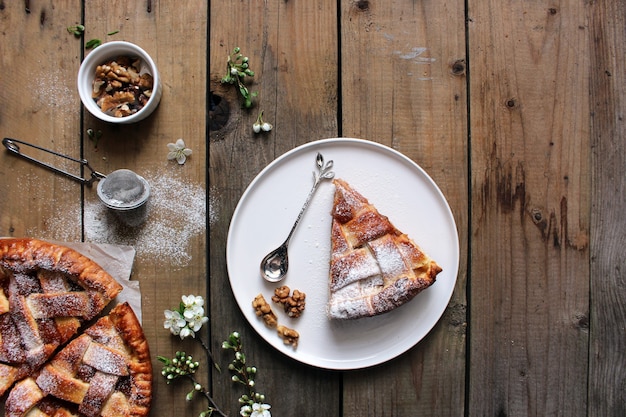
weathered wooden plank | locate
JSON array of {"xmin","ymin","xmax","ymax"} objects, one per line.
[
  {"xmin": 340, "ymin": 1, "xmax": 468, "ymax": 416},
  {"xmin": 81, "ymin": 1, "xmax": 208, "ymax": 416},
  {"xmin": 588, "ymin": 1, "xmax": 626, "ymax": 416},
  {"xmin": 0, "ymin": 0, "xmax": 83, "ymax": 243},
  {"xmin": 209, "ymin": 0, "xmax": 341, "ymax": 416},
  {"xmin": 468, "ymin": 1, "xmax": 591, "ymax": 415}
]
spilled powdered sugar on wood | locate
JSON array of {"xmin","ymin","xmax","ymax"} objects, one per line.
[
  {"xmin": 209, "ymin": 186, "xmax": 219, "ymax": 228},
  {"xmin": 31, "ymin": 170, "xmax": 206, "ymax": 268}
]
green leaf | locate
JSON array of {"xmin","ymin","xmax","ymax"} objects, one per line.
[
  {"xmin": 85, "ymin": 38, "xmax": 102, "ymax": 49},
  {"xmin": 67, "ymin": 24, "xmax": 85, "ymax": 36},
  {"xmin": 157, "ymin": 356, "xmax": 171, "ymax": 364}
]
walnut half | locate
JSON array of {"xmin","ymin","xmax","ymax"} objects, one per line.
[
  {"xmin": 271, "ymin": 285, "xmax": 306, "ymax": 318},
  {"xmin": 252, "ymin": 294, "xmax": 277, "ymax": 328}
]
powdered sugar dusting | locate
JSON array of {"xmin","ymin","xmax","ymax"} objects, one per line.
[
  {"xmin": 209, "ymin": 186, "xmax": 219, "ymax": 228},
  {"xmin": 35, "ymin": 72, "xmax": 76, "ymax": 109},
  {"xmin": 369, "ymin": 237, "xmax": 408, "ymax": 278},
  {"xmin": 84, "ymin": 170, "xmax": 206, "ymax": 268},
  {"xmin": 27, "ymin": 170, "xmax": 206, "ymax": 268}
]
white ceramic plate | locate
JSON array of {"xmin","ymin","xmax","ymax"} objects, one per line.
[{"xmin": 226, "ymin": 138, "xmax": 459, "ymax": 370}]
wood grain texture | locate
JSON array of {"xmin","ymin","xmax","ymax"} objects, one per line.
[
  {"xmin": 0, "ymin": 0, "xmax": 83, "ymax": 243},
  {"xmin": 1, "ymin": 0, "xmax": 625, "ymax": 416},
  {"xmin": 340, "ymin": 1, "xmax": 467, "ymax": 416},
  {"xmin": 209, "ymin": 1, "xmax": 341, "ymax": 416},
  {"xmin": 81, "ymin": 1, "xmax": 208, "ymax": 416},
  {"xmin": 468, "ymin": 1, "xmax": 591, "ymax": 415},
  {"xmin": 589, "ymin": 1, "xmax": 626, "ymax": 415}
]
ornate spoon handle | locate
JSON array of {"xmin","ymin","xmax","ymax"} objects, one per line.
[
  {"xmin": 260, "ymin": 152, "xmax": 334, "ymax": 282},
  {"xmin": 284, "ymin": 152, "xmax": 335, "ymax": 243}
]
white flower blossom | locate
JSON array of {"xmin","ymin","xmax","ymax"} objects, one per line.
[
  {"xmin": 179, "ymin": 326, "xmax": 194, "ymax": 339},
  {"xmin": 163, "ymin": 310, "xmax": 186, "ymax": 336},
  {"xmin": 250, "ymin": 403, "xmax": 271, "ymax": 417},
  {"xmin": 184, "ymin": 305, "xmax": 209, "ymax": 332},
  {"xmin": 240, "ymin": 405, "xmax": 252, "ymax": 416},
  {"xmin": 182, "ymin": 294, "xmax": 205, "ymax": 308},
  {"xmin": 164, "ymin": 295, "xmax": 209, "ymax": 339},
  {"xmin": 253, "ymin": 111, "xmax": 272, "ymax": 134},
  {"xmin": 167, "ymin": 138, "xmax": 192, "ymax": 165}
]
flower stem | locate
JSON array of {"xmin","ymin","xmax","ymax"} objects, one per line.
[{"xmin": 186, "ymin": 375, "xmax": 228, "ymax": 417}]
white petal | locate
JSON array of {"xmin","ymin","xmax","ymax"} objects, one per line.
[
  {"xmin": 176, "ymin": 153, "xmax": 187, "ymax": 164},
  {"xmin": 167, "ymin": 143, "xmax": 177, "ymax": 151},
  {"xmin": 175, "ymin": 138, "xmax": 186, "ymax": 149}
]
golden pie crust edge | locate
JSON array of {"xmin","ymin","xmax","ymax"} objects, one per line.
[
  {"xmin": 109, "ymin": 302, "xmax": 153, "ymax": 415},
  {"xmin": 0, "ymin": 238, "xmax": 123, "ymax": 308}
]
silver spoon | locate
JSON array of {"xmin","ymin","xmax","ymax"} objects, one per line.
[{"xmin": 260, "ymin": 152, "xmax": 335, "ymax": 282}]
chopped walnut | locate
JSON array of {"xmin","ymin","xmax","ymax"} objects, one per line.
[
  {"xmin": 252, "ymin": 294, "xmax": 277, "ymax": 328},
  {"xmin": 277, "ymin": 325, "xmax": 299, "ymax": 347},
  {"xmin": 98, "ymin": 91, "xmax": 136, "ymax": 117},
  {"xmin": 271, "ymin": 285, "xmax": 306, "ymax": 318},
  {"xmin": 92, "ymin": 56, "xmax": 154, "ymax": 117}
]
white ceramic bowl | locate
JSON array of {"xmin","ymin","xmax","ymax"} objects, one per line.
[{"xmin": 77, "ymin": 41, "xmax": 162, "ymax": 124}]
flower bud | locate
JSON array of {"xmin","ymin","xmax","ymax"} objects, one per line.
[
  {"xmin": 261, "ymin": 122, "xmax": 273, "ymax": 132},
  {"xmin": 253, "ymin": 123, "xmax": 261, "ymax": 133}
]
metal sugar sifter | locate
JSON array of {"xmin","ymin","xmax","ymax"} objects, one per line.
[{"xmin": 2, "ymin": 137, "xmax": 150, "ymax": 225}]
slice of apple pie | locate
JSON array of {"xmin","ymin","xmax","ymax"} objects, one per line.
[{"xmin": 328, "ymin": 179, "xmax": 442, "ymax": 319}]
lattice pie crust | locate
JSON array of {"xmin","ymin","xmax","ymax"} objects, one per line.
[
  {"xmin": 0, "ymin": 238, "xmax": 151, "ymax": 417},
  {"xmin": 328, "ymin": 179, "xmax": 442, "ymax": 319}
]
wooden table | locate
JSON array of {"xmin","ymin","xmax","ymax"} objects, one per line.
[{"xmin": 1, "ymin": 1, "xmax": 624, "ymax": 416}]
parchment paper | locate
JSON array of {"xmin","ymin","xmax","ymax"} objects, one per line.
[{"xmin": 62, "ymin": 241, "xmax": 143, "ymax": 323}]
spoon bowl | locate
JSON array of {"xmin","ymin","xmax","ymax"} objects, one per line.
[{"xmin": 260, "ymin": 243, "xmax": 289, "ymax": 282}]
